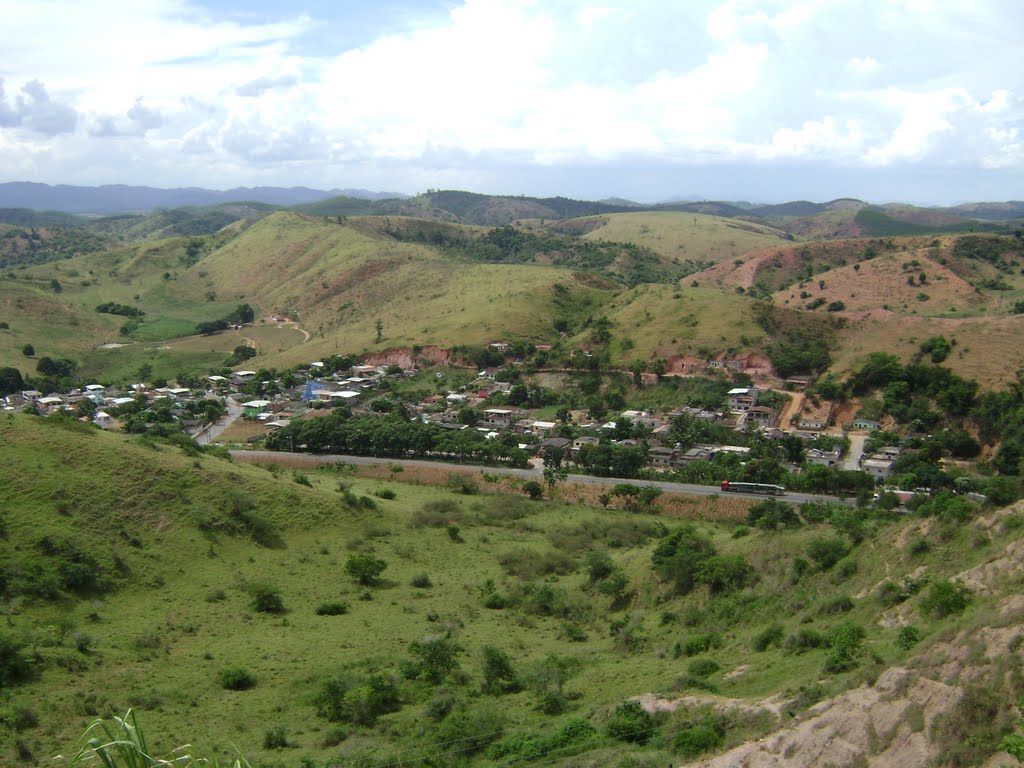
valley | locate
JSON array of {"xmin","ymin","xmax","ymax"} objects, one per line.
[{"xmin": 1, "ymin": 189, "xmax": 1024, "ymax": 767}]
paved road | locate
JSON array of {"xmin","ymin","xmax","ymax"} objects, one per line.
[
  {"xmin": 844, "ymin": 433, "xmax": 868, "ymax": 471},
  {"xmin": 230, "ymin": 449, "xmax": 855, "ymax": 506},
  {"xmin": 196, "ymin": 396, "xmax": 241, "ymax": 444}
]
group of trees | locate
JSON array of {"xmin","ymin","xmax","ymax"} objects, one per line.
[
  {"xmin": 196, "ymin": 304, "xmax": 255, "ymax": 335},
  {"xmin": 266, "ymin": 411, "xmax": 530, "ymax": 467}
]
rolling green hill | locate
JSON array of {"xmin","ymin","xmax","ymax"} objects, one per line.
[{"xmin": 2, "ymin": 415, "xmax": 1024, "ymax": 767}]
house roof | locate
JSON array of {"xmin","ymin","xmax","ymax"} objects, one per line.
[{"xmin": 242, "ymin": 399, "xmax": 272, "ymax": 408}]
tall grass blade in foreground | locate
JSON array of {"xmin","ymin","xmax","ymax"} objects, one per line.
[{"xmin": 55, "ymin": 709, "xmax": 251, "ymax": 768}]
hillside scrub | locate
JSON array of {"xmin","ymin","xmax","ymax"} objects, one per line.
[{"xmin": 3, "ymin": 412, "xmax": 1024, "ymax": 766}]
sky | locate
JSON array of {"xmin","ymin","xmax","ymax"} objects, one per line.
[{"xmin": 0, "ymin": 0, "xmax": 1022, "ymax": 204}]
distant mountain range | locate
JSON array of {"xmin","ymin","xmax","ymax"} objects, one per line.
[{"xmin": 0, "ymin": 182, "xmax": 406, "ymax": 214}]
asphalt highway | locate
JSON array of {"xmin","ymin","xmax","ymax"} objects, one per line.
[{"xmin": 230, "ymin": 449, "xmax": 856, "ymax": 506}]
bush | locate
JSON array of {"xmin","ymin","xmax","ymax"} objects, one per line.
[
  {"xmin": 345, "ymin": 554, "xmax": 388, "ymax": 586},
  {"xmin": 522, "ymin": 480, "xmax": 544, "ymax": 500},
  {"xmin": 0, "ymin": 634, "xmax": 33, "ymax": 687},
  {"xmin": 920, "ymin": 580, "xmax": 971, "ymax": 619},
  {"xmin": 673, "ymin": 719, "xmax": 725, "ymax": 757},
  {"xmin": 895, "ymin": 625, "xmax": 921, "ymax": 650},
  {"xmin": 220, "ymin": 667, "xmax": 256, "ymax": 690},
  {"xmin": 807, "ymin": 536, "xmax": 849, "ymax": 571},
  {"xmin": 314, "ymin": 673, "xmax": 401, "ymax": 725},
  {"xmin": 402, "ymin": 635, "xmax": 462, "ymax": 684},
  {"xmin": 784, "ymin": 628, "xmax": 825, "ymax": 654},
  {"xmin": 687, "ymin": 659, "xmax": 720, "ymax": 677},
  {"xmin": 433, "ymin": 704, "xmax": 504, "ymax": 757},
  {"xmin": 263, "ymin": 725, "xmax": 289, "ymax": 749},
  {"xmin": 248, "ymin": 583, "xmax": 285, "ymax": 613},
  {"xmin": 316, "ymin": 602, "xmax": 350, "ymax": 616},
  {"xmin": 410, "ymin": 573, "xmax": 433, "ymax": 589},
  {"xmin": 819, "ymin": 595, "xmax": 855, "ymax": 615},
  {"xmin": 824, "ymin": 622, "xmax": 866, "ymax": 673},
  {"xmin": 651, "ymin": 525, "xmax": 716, "ymax": 595},
  {"xmin": 605, "ymin": 700, "xmax": 656, "ymax": 744},
  {"xmin": 683, "ymin": 633, "xmax": 722, "ymax": 656},
  {"xmin": 585, "ymin": 550, "xmax": 615, "ymax": 582},
  {"xmin": 695, "ymin": 554, "xmax": 754, "ymax": 594},
  {"xmin": 375, "ymin": 488, "xmax": 397, "ymax": 500},
  {"xmin": 753, "ymin": 624, "xmax": 784, "ymax": 652},
  {"xmin": 481, "ymin": 645, "xmax": 521, "ymax": 695}
]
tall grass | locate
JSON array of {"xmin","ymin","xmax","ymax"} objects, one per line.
[{"xmin": 56, "ymin": 709, "xmax": 251, "ymax": 768}]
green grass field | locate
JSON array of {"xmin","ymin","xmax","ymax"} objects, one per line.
[
  {"xmin": 1, "ymin": 415, "xmax": 1018, "ymax": 766},
  {"xmin": 578, "ymin": 212, "xmax": 791, "ymax": 265}
]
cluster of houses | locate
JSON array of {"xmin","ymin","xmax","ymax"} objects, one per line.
[
  {"xmin": 1, "ymin": 382, "xmax": 208, "ymax": 430},
  {"xmin": 2, "ymin": 353, "xmax": 908, "ymax": 480}
]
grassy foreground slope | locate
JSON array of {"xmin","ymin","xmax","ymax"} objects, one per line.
[{"xmin": 3, "ymin": 415, "xmax": 1024, "ymax": 767}]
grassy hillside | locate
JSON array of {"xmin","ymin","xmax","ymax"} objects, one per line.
[
  {"xmin": 584, "ymin": 284, "xmax": 766, "ymax": 363},
  {"xmin": 563, "ymin": 212, "xmax": 791, "ymax": 266},
  {"xmin": 3, "ymin": 415, "xmax": 1024, "ymax": 767}
]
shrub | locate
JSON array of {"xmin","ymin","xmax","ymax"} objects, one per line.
[
  {"xmin": 402, "ymin": 635, "xmax": 462, "ymax": 684},
  {"xmin": 481, "ymin": 645, "xmax": 521, "ymax": 696},
  {"xmin": 673, "ymin": 719, "xmax": 725, "ymax": 757},
  {"xmin": 784, "ymin": 628, "xmax": 825, "ymax": 654},
  {"xmin": 683, "ymin": 633, "xmax": 722, "ymax": 656},
  {"xmin": 314, "ymin": 673, "xmax": 401, "ymax": 725},
  {"xmin": 605, "ymin": 700, "xmax": 656, "ymax": 744},
  {"xmin": 433, "ymin": 704, "xmax": 504, "ymax": 757},
  {"xmin": 263, "ymin": 725, "xmax": 289, "ymax": 749},
  {"xmin": 345, "ymin": 554, "xmax": 387, "ymax": 586},
  {"xmin": 824, "ymin": 622, "xmax": 866, "ymax": 673},
  {"xmin": 220, "ymin": 667, "xmax": 256, "ymax": 690},
  {"xmin": 747, "ymin": 498, "xmax": 800, "ymax": 529},
  {"xmin": 753, "ymin": 624, "xmax": 784, "ymax": 652},
  {"xmin": 920, "ymin": 580, "xmax": 971, "ymax": 619},
  {"xmin": 410, "ymin": 573, "xmax": 433, "ymax": 589},
  {"xmin": 819, "ymin": 595, "xmax": 855, "ymax": 615},
  {"xmin": 688, "ymin": 659, "xmax": 720, "ymax": 677},
  {"xmin": 248, "ymin": 582, "xmax": 285, "ymax": 613},
  {"xmin": 316, "ymin": 602, "xmax": 350, "ymax": 616},
  {"xmin": 375, "ymin": 488, "xmax": 397, "ymax": 500},
  {"xmin": 807, "ymin": 536, "xmax": 849, "ymax": 571},
  {"xmin": 651, "ymin": 525, "xmax": 716, "ymax": 595},
  {"xmin": 527, "ymin": 653, "xmax": 581, "ymax": 715},
  {"xmin": 877, "ymin": 580, "xmax": 908, "ymax": 606},
  {"xmin": 0, "ymin": 634, "xmax": 33, "ymax": 687},
  {"xmin": 585, "ymin": 550, "xmax": 615, "ymax": 582},
  {"xmin": 695, "ymin": 554, "xmax": 754, "ymax": 594},
  {"xmin": 895, "ymin": 625, "xmax": 921, "ymax": 650},
  {"xmin": 522, "ymin": 480, "xmax": 544, "ymax": 500}
]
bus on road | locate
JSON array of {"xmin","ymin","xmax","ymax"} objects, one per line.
[{"xmin": 720, "ymin": 480, "xmax": 786, "ymax": 495}]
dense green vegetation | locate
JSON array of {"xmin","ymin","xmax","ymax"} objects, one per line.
[
  {"xmin": 2, "ymin": 413, "xmax": 1023, "ymax": 767},
  {"xmin": 378, "ymin": 219, "xmax": 686, "ymax": 286}
]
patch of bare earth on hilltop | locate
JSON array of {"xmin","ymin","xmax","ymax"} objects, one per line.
[{"xmin": 634, "ymin": 505, "xmax": 1024, "ymax": 768}]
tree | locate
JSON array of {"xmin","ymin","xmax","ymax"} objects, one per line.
[
  {"xmin": 345, "ymin": 554, "xmax": 388, "ymax": 586},
  {"xmin": 527, "ymin": 653, "xmax": 581, "ymax": 714},
  {"xmin": 481, "ymin": 646, "xmax": 520, "ymax": 695},
  {"xmin": 402, "ymin": 634, "xmax": 461, "ymax": 684},
  {"xmin": 21, "ymin": 343, "xmax": 34, "ymax": 357},
  {"xmin": 375, "ymin": 318, "xmax": 384, "ymax": 343},
  {"xmin": 0, "ymin": 366, "xmax": 24, "ymax": 395},
  {"xmin": 522, "ymin": 480, "xmax": 543, "ymax": 500}
]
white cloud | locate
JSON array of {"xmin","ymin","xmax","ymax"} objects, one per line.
[
  {"xmin": 0, "ymin": 0, "xmax": 1021, "ymax": 195},
  {"xmin": 847, "ymin": 56, "xmax": 880, "ymax": 75}
]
